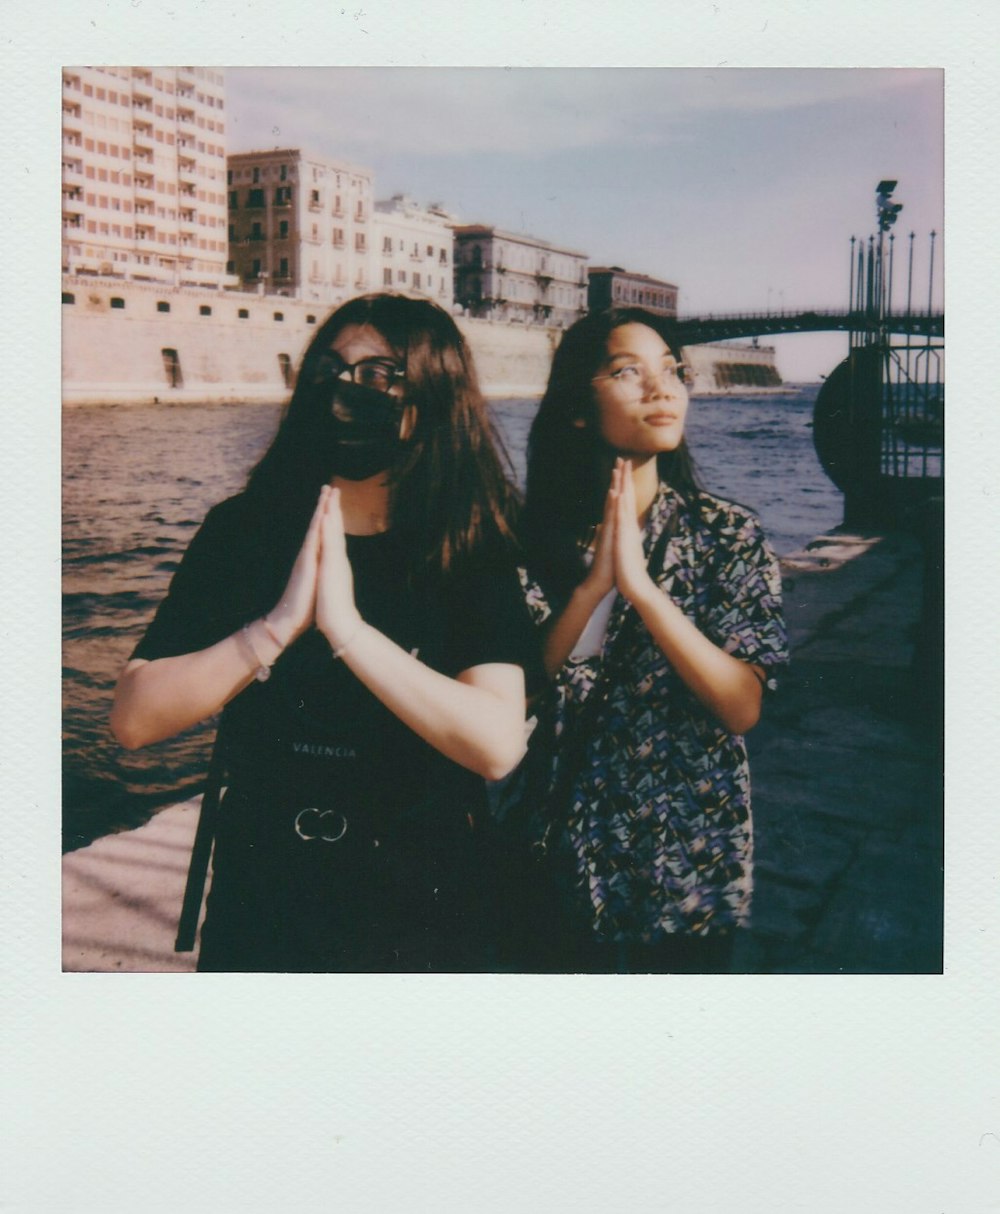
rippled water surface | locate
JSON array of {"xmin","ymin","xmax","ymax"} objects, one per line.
[{"xmin": 63, "ymin": 386, "xmax": 839, "ymax": 849}]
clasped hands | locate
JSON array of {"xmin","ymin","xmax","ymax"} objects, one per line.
[
  {"xmin": 265, "ymin": 485, "xmax": 362, "ymax": 655},
  {"xmin": 583, "ymin": 458, "xmax": 657, "ymax": 607}
]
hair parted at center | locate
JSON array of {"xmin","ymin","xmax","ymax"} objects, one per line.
[
  {"xmin": 522, "ymin": 306, "xmax": 702, "ymax": 602},
  {"xmin": 244, "ymin": 293, "xmax": 520, "ymax": 581}
]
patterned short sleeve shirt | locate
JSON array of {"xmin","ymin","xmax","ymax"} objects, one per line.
[{"xmin": 520, "ymin": 483, "xmax": 788, "ymax": 943}]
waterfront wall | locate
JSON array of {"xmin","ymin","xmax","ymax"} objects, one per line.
[
  {"xmin": 61, "ymin": 277, "xmax": 560, "ymax": 404},
  {"xmin": 61, "ymin": 277, "xmax": 783, "ymax": 405},
  {"xmin": 684, "ymin": 340, "xmax": 783, "ymax": 395}
]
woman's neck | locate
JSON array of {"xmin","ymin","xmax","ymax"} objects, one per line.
[
  {"xmin": 629, "ymin": 456, "xmax": 660, "ymax": 525},
  {"xmin": 332, "ymin": 473, "xmax": 393, "ymax": 535}
]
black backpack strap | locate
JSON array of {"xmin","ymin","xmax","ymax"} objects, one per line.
[{"xmin": 174, "ymin": 723, "xmax": 227, "ymax": 953}]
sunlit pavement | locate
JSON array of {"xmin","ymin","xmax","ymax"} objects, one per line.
[
  {"xmin": 62, "ymin": 796, "xmax": 205, "ymax": 972},
  {"xmin": 62, "ymin": 526, "xmax": 942, "ymax": 974}
]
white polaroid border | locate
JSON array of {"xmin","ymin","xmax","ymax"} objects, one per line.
[{"xmin": 5, "ymin": 1, "xmax": 997, "ymax": 1209}]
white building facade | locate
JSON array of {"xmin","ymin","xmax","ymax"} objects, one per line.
[
  {"xmin": 372, "ymin": 195, "xmax": 455, "ymax": 309},
  {"xmin": 453, "ymin": 225, "xmax": 588, "ymax": 328},
  {"xmin": 227, "ymin": 149, "xmax": 374, "ymax": 304},
  {"xmin": 61, "ymin": 66, "xmax": 231, "ymax": 287}
]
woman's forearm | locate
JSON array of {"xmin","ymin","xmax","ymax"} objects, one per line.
[
  {"xmin": 541, "ymin": 581, "xmax": 609, "ymax": 678},
  {"xmin": 110, "ymin": 621, "xmax": 281, "ymax": 749},
  {"xmin": 629, "ymin": 582, "xmax": 763, "ymax": 734},
  {"xmin": 335, "ymin": 623, "xmax": 526, "ymax": 781}
]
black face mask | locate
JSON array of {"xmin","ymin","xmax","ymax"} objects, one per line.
[{"xmin": 320, "ymin": 379, "xmax": 407, "ymax": 481}]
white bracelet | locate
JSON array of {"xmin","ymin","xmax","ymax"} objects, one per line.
[
  {"xmin": 331, "ymin": 621, "xmax": 365, "ymax": 660},
  {"xmin": 239, "ymin": 623, "xmax": 272, "ymax": 682}
]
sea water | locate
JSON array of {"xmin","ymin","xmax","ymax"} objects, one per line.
[{"xmin": 62, "ymin": 386, "xmax": 839, "ymax": 849}]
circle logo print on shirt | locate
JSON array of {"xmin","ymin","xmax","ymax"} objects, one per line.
[{"xmin": 294, "ymin": 807, "xmax": 348, "ymax": 843}]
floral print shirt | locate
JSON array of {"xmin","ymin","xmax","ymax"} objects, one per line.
[{"xmin": 519, "ymin": 483, "xmax": 788, "ymax": 943}]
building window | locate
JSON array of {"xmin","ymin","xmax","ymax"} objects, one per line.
[
  {"xmin": 280, "ymin": 164, "xmax": 288, "ymax": 181},
  {"xmin": 382, "ymin": 236, "xmax": 392, "ymax": 253},
  {"xmin": 110, "ymin": 296, "xmax": 125, "ymax": 309},
  {"xmin": 238, "ymin": 308, "xmax": 249, "ymax": 319},
  {"xmin": 427, "ymin": 245, "xmax": 434, "ymax": 257},
  {"xmin": 62, "ymin": 292, "xmax": 75, "ymax": 305},
  {"xmin": 252, "ymin": 167, "xmax": 260, "ymax": 183},
  {"xmin": 251, "ymin": 258, "xmax": 261, "ymax": 277},
  {"xmin": 157, "ymin": 301, "xmax": 171, "ymax": 313},
  {"xmin": 247, "ymin": 188, "xmax": 265, "ymax": 208},
  {"xmin": 397, "ymin": 270, "xmax": 406, "ymax": 283},
  {"xmin": 413, "ymin": 272, "xmax": 421, "ymax": 289},
  {"xmin": 199, "ymin": 305, "xmax": 212, "ymax": 316},
  {"xmin": 355, "ymin": 233, "xmax": 366, "ymax": 251},
  {"xmin": 229, "ymin": 191, "xmax": 238, "ymax": 209},
  {"xmin": 279, "ymin": 220, "xmax": 288, "ymax": 239},
  {"xmin": 226, "ymin": 260, "xmax": 235, "ymax": 274},
  {"xmin": 161, "ymin": 347, "xmax": 182, "ymax": 387},
  {"xmin": 383, "ymin": 268, "xmax": 393, "ymax": 286},
  {"xmin": 227, "ymin": 169, "xmax": 233, "ymax": 184},
  {"xmin": 273, "ymin": 311, "xmax": 284, "ymax": 322},
  {"xmin": 278, "ymin": 257, "xmax": 289, "ymax": 278},
  {"xmin": 275, "ymin": 186, "xmax": 291, "ymax": 206},
  {"xmin": 306, "ymin": 314, "xmax": 316, "ymax": 324},
  {"xmin": 278, "ymin": 353, "xmax": 293, "ymax": 388}
]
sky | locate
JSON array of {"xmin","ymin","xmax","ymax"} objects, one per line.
[{"xmin": 225, "ymin": 67, "xmax": 944, "ymax": 381}]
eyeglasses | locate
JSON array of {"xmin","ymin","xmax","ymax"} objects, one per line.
[
  {"xmin": 592, "ymin": 361, "xmax": 688, "ymax": 392},
  {"xmin": 317, "ymin": 353, "xmax": 406, "ymax": 394}
]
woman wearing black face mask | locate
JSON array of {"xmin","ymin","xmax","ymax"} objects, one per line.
[{"xmin": 110, "ymin": 294, "xmax": 535, "ymax": 972}]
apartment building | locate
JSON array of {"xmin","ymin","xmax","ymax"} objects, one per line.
[
  {"xmin": 452, "ymin": 225, "xmax": 588, "ymax": 328},
  {"xmin": 373, "ymin": 195, "xmax": 455, "ymax": 309},
  {"xmin": 227, "ymin": 149, "xmax": 374, "ymax": 303},
  {"xmin": 61, "ymin": 66, "xmax": 231, "ymax": 287},
  {"xmin": 587, "ymin": 266, "xmax": 679, "ymax": 316}
]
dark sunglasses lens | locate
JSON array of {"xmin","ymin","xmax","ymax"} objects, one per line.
[{"xmin": 355, "ymin": 363, "xmax": 393, "ymax": 392}]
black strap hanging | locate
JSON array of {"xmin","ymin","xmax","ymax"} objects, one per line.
[{"xmin": 174, "ymin": 723, "xmax": 227, "ymax": 953}]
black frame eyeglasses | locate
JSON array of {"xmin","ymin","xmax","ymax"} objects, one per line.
[{"xmin": 317, "ymin": 353, "xmax": 406, "ymax": 395}]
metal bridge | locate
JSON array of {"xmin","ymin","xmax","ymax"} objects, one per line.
[{"xmin": 667, "ymin": 308, "xmax": 943, "ymax": 346}]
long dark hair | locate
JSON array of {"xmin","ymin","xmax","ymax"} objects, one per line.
[
  {"xmin": 522, "ymin": 306, "xmax": 701, "ymax": 601},
  {"xmin": 245, "ymin": 293, "xmax": 519, "ymax": 580}
]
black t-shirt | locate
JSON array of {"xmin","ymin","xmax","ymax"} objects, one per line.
[{"xmin": 133, "ymin": 492, "xmax": 537, "ymax": 821}]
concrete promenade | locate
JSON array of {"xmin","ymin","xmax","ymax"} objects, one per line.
[{"xmin": 62, "ymin": 526, "xmax": 943, "ymax": 974}]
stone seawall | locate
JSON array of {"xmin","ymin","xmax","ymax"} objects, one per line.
[
  {"xmin": 61, "ymin": 278, "xmax": 560, "ymax": 404},
  {"xmin": 61, "ymin": 278, "xmax": 784, "ymax": 404}
]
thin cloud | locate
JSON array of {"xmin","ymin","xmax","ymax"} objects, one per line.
[{"xmin": 225, "ymin": 67, "xmax": 938, "ymax": 161}]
